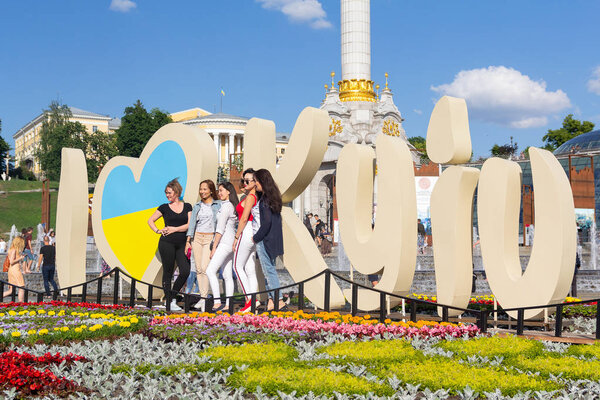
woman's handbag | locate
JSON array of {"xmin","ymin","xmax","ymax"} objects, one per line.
[{"xmin": 3, "ymin": 256, "xmax": 10, "ymax": 272}]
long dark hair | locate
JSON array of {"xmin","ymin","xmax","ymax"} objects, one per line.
[
  {"xmin": 219, "ymin": 182, "xmax": 239, "ymax": 208},
  {"xmin": 254, "ymin": 169, "xmax": 282, "ymax": 214},
  {"xmin": 200, "ymin": 179, "xmax": 217, "ymax": 200}
]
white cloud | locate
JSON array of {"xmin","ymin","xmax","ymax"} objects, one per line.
[
  {"xmin": 587, "ymin": 66, "xmax": 600, "ymax": 95},
  {"xmin": 413, "ymin": 109, "xmax": 423, "ymax": 115},
  {"xmin": 110, "ymin": 0, "xmax": 136, "ymax": 13},
  {"xmin": 257, "ymin": 0, "xmax": 332, "ymax": 29},
  {"xmin": 431, "ymin": 66, "xmax": 571, "ymax": 129}
]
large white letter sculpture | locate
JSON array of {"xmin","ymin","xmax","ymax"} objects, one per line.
[
  {"xmin": 428, "ymin": 96, "xmax": 480, "ymax": 317},
  {"xmin": 56, "ymin": 148, "xmax": 89, "ymax": 293},
  {"xmin": 478, "ymin": 148, "xmax": 576, "ymax": 319},
  {"xmin": 337, "ymin": 134, "xmax": 417, "ymax": 311},
  {"xmin": 243, "ymin": 107, "xmax": 345, "ymax": 308}
]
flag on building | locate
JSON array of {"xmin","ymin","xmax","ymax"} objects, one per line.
[{"xmin": 221, "ymin": 88, "xmax": 225, "ymax": 96}]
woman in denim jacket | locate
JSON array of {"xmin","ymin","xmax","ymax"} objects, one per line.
[{"xmin": 185, "ymin": 180, "xmax": 221, "ymax": 308}]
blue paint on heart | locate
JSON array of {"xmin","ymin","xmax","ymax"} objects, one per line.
[{"xmin": 101, "ymin": 140, "xmax": 188, "ymax": 220}]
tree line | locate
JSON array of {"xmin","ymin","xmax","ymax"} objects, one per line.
[{"xmin": 29, "ymin": 100, "xmax": 172, "ymax": 182}]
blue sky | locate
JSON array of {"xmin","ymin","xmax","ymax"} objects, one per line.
[{"xmin": 1, "ymin": 0, "xmax": 599, "ymax": 158}]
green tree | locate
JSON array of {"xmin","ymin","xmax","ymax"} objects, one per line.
[
  {"xmin": 542, "ymin": 114, "xmax": 595, "ymax": 151},
  {"xmin": 407, "ymin": 136, "xmax": 429, "ymax": 164},
  {"xmin": 491, "ymin": 138, "xmax": 518, "ymax": 159},
  {"xmin": 0, "ymin": 119, "xmax": 12, "ymax": 177},
  {"xmin": 36, "ymin": 101, "xmax": 118, "ymax": 182},
  {"xmin": 36, "ymin": 102, "xmax": 86, "ymax": 181},
  {"xmin": 115, "ymin": 100, "xmax": 172, "ymax": 157}
]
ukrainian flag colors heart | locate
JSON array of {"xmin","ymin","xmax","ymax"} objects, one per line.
[
  {"xmin": 92, "ymin": 123, "xmax": 218, "ymax": 288},
  {"xmin": 100, "ymin": 141, "xmax": 187, "ymax": 280}
]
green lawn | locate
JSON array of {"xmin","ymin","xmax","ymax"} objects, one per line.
[
  {"xmin": 0, "ymin": 179, "xmax": 59, "ymax": 192},
  {"xmin": 0, "ymin": 191, "xmax": 58, "ymax": 238}
]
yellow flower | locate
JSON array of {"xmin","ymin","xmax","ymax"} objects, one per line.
[
  {"xmin": 38, "ymin": 329, "xmax": 48, "ymax": 335},
  {"xmin": 27, "ymin": 329, "xmax": 36, "ymax": 335},
  {"xmin": 54, "ymin": 327, "xmax": 60, "ymax": 331},
  {"xmin": 0, "ymin": 329, "xmax": 3, "ymax": 334},
  {"xmin": 130, "ymin": 317, "xmax": 139, "ymax": 324},
  {"xmin": 0, "ymin": 313, "xmax": 3, "ymax": 317},
  {"xmin": 11, "ymin": 331, "xmax": 21, "ymax": 337},
  {"xmin": 29, "ymin": 311, "xmax": 36, "ymax": 316},
  {"xmin": 61, "ymin": 327, "xmax": 69, "ymax": 332},
  {"xmin": 48, "ymin": 311, "xmax": 55, "ymax": 316},
  {"xmin": 74, "ymin": 327, "xmax": 82, "ymax": 333},
  {"xmin": 8, "ymin": 310, "xmax": 16, "ymax": 316},
  {"xmin": 37, "ymin": 309, "xmax": 45, "ymax": 314},
  {"xmin": 18, "ymin": 310, "xmax": 27, "ymax": 315},
  {"xmin": 119, "ymin": 321, "xmax": 131, "ymax": 328}
]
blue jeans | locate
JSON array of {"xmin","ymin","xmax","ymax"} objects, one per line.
[
  {"xmin": 186, "ymin": 270, "xmax": 199, "ymax": 294},
  {"xmin": 255, "ymin": 241, "xmax": 282, "ymax": 300},
  {"xmin": 42, "ymin": 264, "xmax": 59, "ymax": 296}
]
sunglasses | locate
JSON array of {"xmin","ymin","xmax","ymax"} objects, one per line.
[{"xmin": 243, "ymin": 179, "xmax": 254, "ymax": 184}]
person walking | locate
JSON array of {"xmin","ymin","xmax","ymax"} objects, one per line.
[
  {"xmin": 2, "ymin": 237, "xmax": 26, "ymax": 302},
  {"xmin": 148, "ymin": 178, "xmax": 192, "ymax": 311},
  {"xmin": 304, "ymin": 213, "xmax": 315, "ymax": 239},
  {"xmin": 185, "ymin": 180, "xmax": 221, "ymax": 309},
  {"xmin": 206, "ymin": 182, "xmax": 239, "ymax": 312},
  {"xmin": 23, "ymin": 227, "xmax": 34, "ymax": 273},
  {"xmin": 232, "ymin": 168, "xmax": 259, "ymax": 313},
  {"xmin": 313, "ymin": 215, "xmax": 325, "ymax": 247},
  {"xmin": 36, "ymin": 236, "xmax": 59, "ymax": 297},
  {"xmin": 252, "ymin": 169, "xmax": 286, "ymax": 311},
  {"xmin": 417, "ymin": 219, "xmax": 426, "ymax": 254}
]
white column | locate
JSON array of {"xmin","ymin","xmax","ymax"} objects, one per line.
[
  {"xmin": 228, "ymin": 133, "xmax": 236, "ymax": 158},
  {"xmin": 341, "ymin": 0, "xmax": 370, "ymax": 81},
  {"xmin": 213, "ymin": 132, "xmax": 221, "ymax": 163}
]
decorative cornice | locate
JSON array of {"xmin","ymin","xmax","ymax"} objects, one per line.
[{"xmin": 338, "ymin": 79, "xmax": 376, "ymax": 102}]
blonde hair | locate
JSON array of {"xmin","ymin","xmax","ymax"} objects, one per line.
[
  {"xmin": 10, "ymin": 237, "xmax": 25, "ymax": 253},
  {"xmin": 165, "ymin": 178, "xmax": 183, "ymax": 198}
]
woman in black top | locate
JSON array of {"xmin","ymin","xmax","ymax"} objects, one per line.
[{"xmin": 148, "ymin": 178, "xmax": 192, "ymax": 311}]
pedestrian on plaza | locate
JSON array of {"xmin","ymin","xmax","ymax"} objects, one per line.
[
  {"xmin": 185, "ymin": 180, "xmax": 221, "ymax": 310},
  {"xmin": 48, "ymin": 229, "xmax": 56, "ymax": 246},
  {"xmin": 252, "ymin": 168, "xmax": 286, "ymax": 311},
  {"xmin": 22, "ymin": 227, "xmax": 34, "ymax": 273},
  {"xmin": 314, "ymin": 215, "xmax": 325, "ymax": 247},
  {"xmin": 148, "ymin": 178, "xmax": 192, "ymax": 311},
  {"xmin": 0, "ymin": 236, "xmax": 6, "ymax": 253},
  {"xmin": 2, "ymin": 237, "xmax": 26, "ymax": 302},
  {"xmin": 36, "ymin": 236, "xmax": 59, "ymax": 297},
  {"xmin": 206, "ymin": 182, "xmax": 239, "ymax": 312},
  {"xmin": 304, "ymin": 213, "xmax": 315, "ymax": 239},
  {"xmin": 232, "ymin": 169, "xmax": 259, "ymax": 313},
  {"xmin": 320, "ymin": 224, "xmax": 333, "ymax": 255},
  {"xmin": 417, "ymin": 219, "xmax": 426, "ymax": 254}
]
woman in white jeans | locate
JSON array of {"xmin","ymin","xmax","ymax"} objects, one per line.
[
  {"xmin": 232, "ymin": 169, "xmax": 259, "ymax": 313},
  {"xmin": 206, "ymin": 182, "xmax": 239, "ymax": 312}
]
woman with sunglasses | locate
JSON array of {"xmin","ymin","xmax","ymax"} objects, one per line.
[
  {"xmin": 206, "ymin": 182, "xmax": 239, "ymax": 312},
  {"xmin": 232, "ymin": 168, "xmax": 259, "ymax": 313},
  {"xmin": 251, "ymin": 169, "xmax": 286, "ymax": 311}
]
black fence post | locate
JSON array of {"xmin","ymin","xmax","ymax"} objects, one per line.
[
  {"xmin": 516, "ymin": 309, "xmax": 524, "ymax": 335},
  {"xmin": 298, "ymin": 283, "xmax": 304, "ymax": 312},
  {"xmin": 147, "ymin": 285, "xmax": 153, "ymax": 309},
  {"xmin": 555, "ymin": 305, "xmax": 563, "ymax": 337},
  {"xmin": 11, "ymin": 286, "xmax": 16, "ymax": 302},
  {"xmin": 230, "ymin": 294, "xmax": 237, "ymax": 315},
  {"xmin": 96, "ymin": 277, "xmax": 103, "ymax": 304},
  {"xmin": 351, "ymin": 283, "xmax": 358, "ymax": 316},
  {"xmin": 37, "ymin": 292, "xmax": 44, "ymax": 303},
  {"xmin": 52, "ymin": 288, "xmax": 58, "ymax": 301},
  {"xmin": 184, "ymin": 294, "xmax": 191, "ymax": 314},
  {"xmin": 442, "ymin": 306, "xmax": 449, "ymax": 323},
  {"xmin": 477, "ymin": 310, "xmax": 488, "ymax": 333},
  {"xmin": 324, "ymin": 270, "xmax": 331, "ymax": 312},
  {"xmin": 250, "ymin": 293, "xmax": 257, "ymax": 314},
  {"xmin": 410, "ymin": 301, "xmax": 417, "ymax": 322},
  {"xmin": 274, "ymin": 289, "xmax": 280, "ymax": 312},
  {"xmin": 66, "ymin": 288, "xmax": 72, "ymax": 303},
  {"xmin": 113, "ymin": 269, "xmax": 120, "ymax": 305},
  {"xmin": 82, "ymin": 283, "xmax": 87, "ymax": 303},
  {"xmin": 129, "ymin": 279, "xmax": 136, "ymax": 308},
  {"xmin": 0, "ymin": 281, "xmax": 3, "ymax": 302},
  {"xmin": 379, "ymin": 292, "xmax": 386, "ymax": 322}
]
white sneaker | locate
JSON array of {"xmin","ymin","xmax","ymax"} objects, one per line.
[
  {"xmin": 198, "ymin": 299, "xmax": 205, "ymax": 312},
  {"xmin": 169, "ymin": 300, "xmax": 182, "ymax": 312}
]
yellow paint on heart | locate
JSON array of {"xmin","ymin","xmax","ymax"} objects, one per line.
[{"xmin": 102, "ymin": 208, "xmax": 164, "ymax": 281}]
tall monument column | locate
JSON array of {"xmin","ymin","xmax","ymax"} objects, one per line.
[{"xmin": 339, "ymin": 0, "xmax": 375, "ymax": 102}]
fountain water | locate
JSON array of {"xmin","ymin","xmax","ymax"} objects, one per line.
[
  {"xmin": 590, "ymin": 222, "xmax": 598, "ymax": 270},
  {"xmin": 7, "ymin": 225, "xmax": 17, "ymax": 250}
]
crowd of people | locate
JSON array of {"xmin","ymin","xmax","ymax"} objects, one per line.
[
  {"xmin": 303, "ymin": 213, "xmax": 333, "ymax": 255},
  {"xmin": 1, "ymin": 227, "xmax": 58, "ymax": 302},
  {"xmin": 148, "ymin": 168, "xmax": 289, "ymax": 312}
]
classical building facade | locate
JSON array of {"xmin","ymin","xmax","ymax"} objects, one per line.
[
  {"xmin": 171, "ymin": 107, "xmax": 290, "ymax": 168},
  {"xmin": 12, "ymin": 107, "xmax": 120, "ymax": 177}
]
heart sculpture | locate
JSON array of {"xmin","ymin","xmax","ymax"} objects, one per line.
[{"xmin": 91, "ymin": 124, "xmax": 217, "ymax": 290}]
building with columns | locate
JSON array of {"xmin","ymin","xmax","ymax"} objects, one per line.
[
  {"xmin": 170, "ymin": 107, "xmax": 290, "ymax": 170},
  {"xmin": 296, "ymin": 0, "xmax": 416, "ymax": 235}
]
